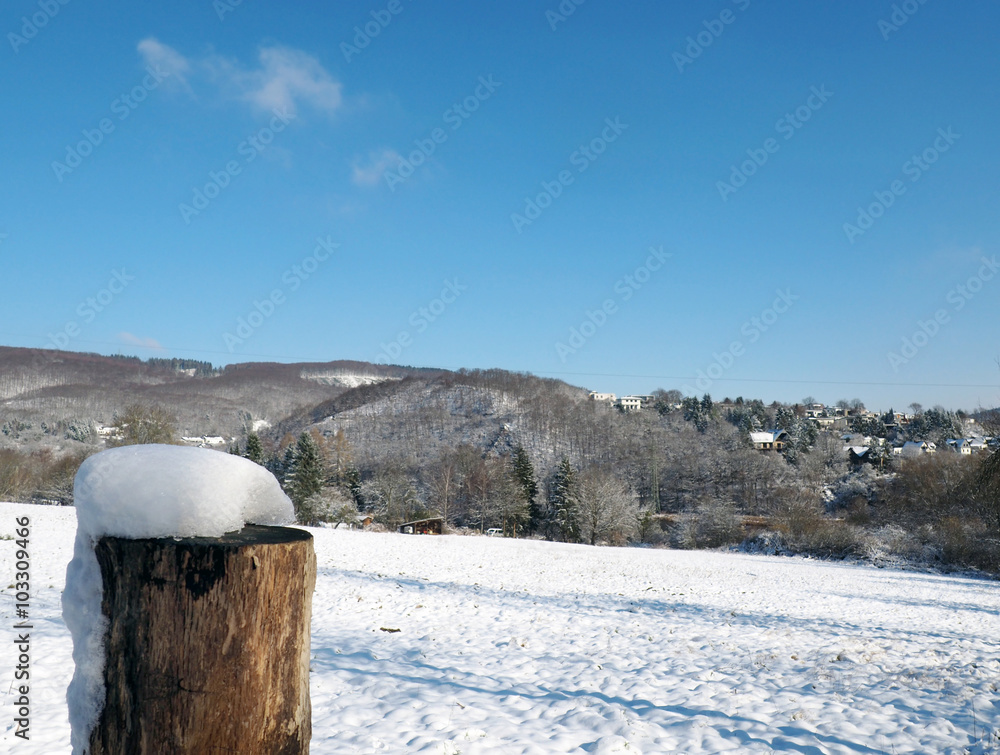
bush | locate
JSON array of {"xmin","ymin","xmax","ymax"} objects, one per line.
[
  {"xmin": 297, "ymin": 487, "xmax": 356, "ymax": 527},
  {"xmin": 861, "ymin": 524, "xmax": 920, "ymax": 565},
  {"xmin": 831, "ymin": 470, "xmax": 876, "ymax": 512},
  {"xmin": 740, "ymin": 530, "xmax": 789, "ymax": 556},
  {"xmin": 772, "ymin": 494, "xmax": 863, "ymax": 558},
  {"xmin": 0, "ymin": 448, "xmax": 90, "ymax": 504},
  {"xmin": 937, "ymin": 517, "xmax": 1000, "ymax": 572},
  {"xmin": 680, "ymin": 499, "xmax": 743, "ymax": 549}
]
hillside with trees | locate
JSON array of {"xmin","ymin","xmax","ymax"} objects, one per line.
[
  {"xmin": 1, "ymin": 346, "xmax": 998, "ymax": 575},
  {"xmin": 0, "ymin": 347, "xmax": 431, "ymax": 448}
]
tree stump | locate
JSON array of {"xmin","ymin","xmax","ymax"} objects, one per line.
[{"xmin": 89, "ymin": 525, "xmax": 316, "ymax": 754}]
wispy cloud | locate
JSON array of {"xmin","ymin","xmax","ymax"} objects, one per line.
[
  {"xmin": 351, "ymin": 149, "xmax": 402, "ymax": 187},
  {"xmin": 242, "ymin": 46, "xmax": 342, "ymax": 114},
  {"xmin": 137, "ymin": 37, "xmax": 192, "ymax": 85},
  {"xmin": 118, "ymin": 332, "xmax": 165, "ymax": 350},
  {"xmin": 137, "ymin": 38, "xmax": 343, "ymax": 117}
]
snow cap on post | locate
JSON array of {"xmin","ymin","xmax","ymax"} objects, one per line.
[{"xmin": 64, "ymin": 444, "xmax": 294, "ymax": 754}]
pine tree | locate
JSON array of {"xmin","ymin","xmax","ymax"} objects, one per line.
[
  {"xmin": 682, "ymin": 396, "xmax": 711, "ymax": 433},
  {"xmin": 244, "ymin": 433, "xmax": 264, "ymax": 465},
  {"xmin": 548, "ymin": 456, "xmax": 580, "ymax": 543},
  {"xmin": 278, "ymin": 445, "xmax": 296, "ymax": 487},
  {"xmin": 286, "ymin": 433, "xmax": 324, "ymax": 511},
  {"xmin": 511, "ymin": 446, "xmax": 541, "ymax": 532}
]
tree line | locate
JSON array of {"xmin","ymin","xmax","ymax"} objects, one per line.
[{"xmin": 2, "ymin": 370, "xmax": 998, "ymax": 572}]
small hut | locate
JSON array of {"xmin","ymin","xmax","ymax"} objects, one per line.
[{"xmin": 398, "ymin": 517, "xmax": 444, "ymax": 535}]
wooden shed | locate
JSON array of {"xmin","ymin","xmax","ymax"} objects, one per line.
[{"xmin": 399, "ymin": 517, "xmax": 444, "ymax": 535}]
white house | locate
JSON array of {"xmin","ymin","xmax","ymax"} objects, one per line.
[
  {"xmin": 969, "ymin": 437, "xmax": 992, "ymax": 453},
  {"xmin": 901, "ymin": 440, "xmax": 936, "ymax": 457},
  {"xmin": 616, "ymin": 396, "xmax": 644, "ymax": 412},
  {"xmin": 750, "ymin": 430, "xmax": 789, "ymax": 451},
  {"xmin": 181, "ymin": 435, "xmax": 230, "ymax": 448},
  {"xmin": 946, "ymin": 439, "xmax": 972, "ymax": 455},
  {"xmin": 804, "ymin": 403, "xmax": 826, "ymax": 418},
  {"xmin": 589, "ymin": 392, "xmax": 616, "ymax": 403}
]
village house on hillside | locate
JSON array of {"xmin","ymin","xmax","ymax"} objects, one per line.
[
  {"xmin": 588, "ymin": 391, "xmax": 616, "ymax": 403},
  {"xmin": 750, "ymin": 430, "xmax": 789, "ymax": 451},
  {"xmin": 588, "ymin": 391, "xmax": 655, "ymax": 412},
  {"xmin": 899, "ymin": 440, "xmax": 937, "ymax": 457},
  {"xmin": 181, "ymin": 435, "xmax": 230, "ymax": 448}
]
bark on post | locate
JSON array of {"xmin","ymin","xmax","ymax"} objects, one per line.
[{"xmin": 89, "ymin": 525, "xmax": 315, "ymax": 754}]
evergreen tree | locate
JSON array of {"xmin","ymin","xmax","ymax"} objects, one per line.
[
  {"xmin": 548, "ymin": 456, "xmax": 580, "ymax": 542},
  {"xmin": 283, "ymin": 433, "xmax": 324, "ymax": 515},
  {"xmin": 280, "ymin": 444, "xmax": 296, "ymax": 482},
  {"xmin": 849, "ymin": 414, "xmax": 887, "ymax": 438},
  {"xmin": 340, "ymin": 466, "xmax": 363, "ymax": 506},
  {"xmin": 244, "ymin": 432, "xmax": 264, "ymax": 465},
  {"xmin": 868, "ymin": 437, "xmax": 892, "ymax": 471},
  {"xmin": 681, "ymin": 395, "xmax": 713, "ymax": 433},
  {"xmin": 775, "ymin": 406, "xmax": 819, "ymax": 464},
  {"xmin": 511, "ymin": 445, "xmax": 541, "ymax": 532},
  {"xmin": 726, "ymin": 399, "xmax": 767, "ymax": 434}
]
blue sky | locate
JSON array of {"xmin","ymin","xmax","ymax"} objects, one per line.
[{"xmin": 2, "ymin": 0, "xmax": 999, "ymax": 411}]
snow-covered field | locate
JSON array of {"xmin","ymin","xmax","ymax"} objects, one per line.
[{"xmin": 2, "ymin": 501, "xmax": 999, "ymax": 754}]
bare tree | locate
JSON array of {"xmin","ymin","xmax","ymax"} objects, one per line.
[
  {"xmin": 361, "ymin": 460, "xmax": 420, "ymax": 528},
  {"xmin": 427, "ymin": 448, "xmax": 460, "ymax": 526},
  {"xmin": 110, "ymin": 404, "xmax": 177, "ymax": 446},
  {"xmin": 577, "ymin": 467, "xmax": 639, "ymax": 546}
]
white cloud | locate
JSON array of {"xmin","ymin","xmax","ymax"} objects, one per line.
[
  {"xmin": 137, "ymin": 38, "xmax": 343, "ymax": 118},
  {"xmin": 244, "ymin": 46, "xmax": 342, "ymax": 115},
  {"xmin": 137, "ymin": 37, "xmax": 192, "ymax": 84},
  {"xmin": 118, "ymin": 332, "xmax": 165, "ymax": 351},
  {"xmin": 351, "ymin": 149, "xmax": 402, "ymax": 188}
]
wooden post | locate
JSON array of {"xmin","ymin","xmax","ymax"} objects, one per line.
[{"xmin": 89, "ymin": 525, "xmax": 315, "ymax": 754}]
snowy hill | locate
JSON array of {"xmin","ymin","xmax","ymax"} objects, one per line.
[
  {"xmin": 2, "ymin": 501, "xmax": 998, "ymax": 753},
  {"xmin": 0, "ymin": 347, "xmax": 433, "ymax": 446}
]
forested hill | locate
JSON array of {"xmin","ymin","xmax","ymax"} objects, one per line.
[{"xmin": 0, "ymin": 346, "xmax": 435, "ymax": 444}]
